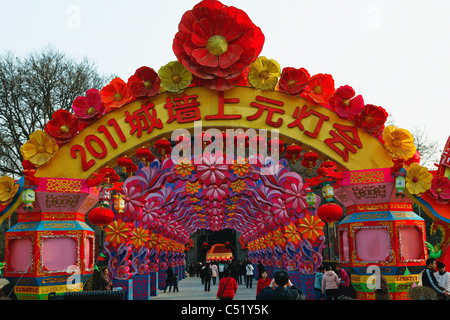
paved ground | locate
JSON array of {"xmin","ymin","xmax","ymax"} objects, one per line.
[{"xmin": 152, "ymin": 275, "xmax": 258, "ymax": 300}]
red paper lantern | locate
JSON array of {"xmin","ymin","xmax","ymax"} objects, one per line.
[
  {"xmin": 317, "ymin": 203, "xmax": 343, "ymax": 227},
  {"xmin": 250, "ymin": 135, "xmax": 267, "ymax": 150},
  {"xmin": 269, "ymin": 138, "xmax": 285, "ymax": 154},
  {"xmin": 286, "ymin": 145, "xmax": 302, "ymax": 163},
  {"xmin": 136, "ymin": 148, "xmax": 155, "ymax": 165},
  {"xmin": 234, "ymin": 133, "xmax": 249, "ymax": 148},
  {"xmin": 88, "ymin": 207, "xmax": 115, "ymax": 228},
  {"xmin": 302, "ymin": 150, "xmax": 319, "ymax": 170},
  {"xmin": 117, "ymin": 156, "xmax": 134, "ymax": 168},
  {"xmin": 155, "ymin": 139, "xmax": 172, "ymax": 156}
]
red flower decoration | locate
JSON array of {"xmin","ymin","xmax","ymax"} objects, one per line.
[
  {"xmin": 329, "ymin": 85, "xmax": 364, "ymax": 119},
  {"xmin": 44, "ymin": 109, "xmax": 80, "ymax": 145},
  {"xmin": 301, "ymin": 73, "xmax": 335, "ymax": 106},
  {"xmin": 428, "ymin": 176, "xmax": 450, "ymax": 204},
  {"xmin": 127, "ymin": 66, "xmax": 161, "ymax": 98},
  {"xmin": 72, "ymin": 88, "xmax": 106, "ymax": 126},
  {"xmin": 353, "ymin": 104, "xmax": 388, "ymax": 135},
  {"xmin": 173, "ymin": 0, "xmax": 264, "ymax": 91},
  {"xmin": 100, "ymin": 77, "xmax": 133, "ymax": 112},
  {"xmin": 278, "ymin": 67, "xmax": 310, "ymax": 95}
]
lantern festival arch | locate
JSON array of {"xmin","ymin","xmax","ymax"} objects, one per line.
[{"xmin": 1, "ymin": 0, "xmax": 449, "ymax": 300}]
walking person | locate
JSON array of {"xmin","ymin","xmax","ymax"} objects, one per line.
[
  {"xmin": 211, "ymin": 263, "xmax": 218, "ymax": 285},
  {"xmin": 202, "ymin": 262, "xmax": 212, "ymax": 292},
  {"xmin": 172, "ymin": 273, "xmax": 179, "ymax": 293},
  {"xmin": 314, "ymin": 266, "xmax": 325, "ymax": 300},
  {"xmin": 164, "ymin": 266, "xmax": 174, "ymax": 293},
  {"xmin": 218, "ymin": 262, "xmax": 225, "ymax": 279},
  {"xmin": 245, "ymin": 261, "xmax": 254, "ymax": 288},
  {"xmin": 216, "ymin": 269, "xmax": 238, "ymax": 300},
  {"xmin": 322, "ymin": 265, "xmax": 340, "ymax": 300},
  {"xmin": 256, "ymin": 270, "xmax": 271, "ymax": 297}
]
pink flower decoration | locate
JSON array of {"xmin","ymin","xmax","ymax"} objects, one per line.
[
  {"xmin": 329, "ymin": 85, "xmax": 364, "ymax": 119},
  {"xmin": 428, "ymin": 176, "xmax": 450, "ymax": 204},
  {"xmin": 196, "ymin": 153, "xmax": 229, "ymax": 185},
  {"xmin": 122, "ymin": 186, "xmax": 143, "ymax": 219},
  {"xmin": 283, "ymin": 180, "xmax": 307, "ymax": 212},
  {"xmin": 142, "ymin": 200, "xmax": 161, "ymax": 228},
  {"xmin": 72, "ymin": 88, "xmax": 106, "ymax": 123},
  {"xmin": 271, "ymin": 197, "xmax": 291, "ymax": 225},
  {"xmin": 204, "ymin": 183, "xmax": 229, "ymax": 201}
]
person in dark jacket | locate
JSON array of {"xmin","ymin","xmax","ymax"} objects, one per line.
[
  {"xmin": 256, "ymin": 270, "xmax": 303, "ymax": 300},
  {"xmin": 202, "ymin": 263, "xmax": 212, "ymax": 291},
  {"xmin": 164, "ymin": 266, "xmax": 174, "ymax": 293},
  {"xmin": 422, "ymin": 258, "xmax": 450, "ymax": 299}
]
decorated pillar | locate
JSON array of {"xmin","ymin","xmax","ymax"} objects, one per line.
[
  {"xmin": 4, "ymin": 178, "xmax": 98, "ymax": 300},
  {"xmin": 335, "ymin": 168, "xmax": 427, "ymax": 300}
]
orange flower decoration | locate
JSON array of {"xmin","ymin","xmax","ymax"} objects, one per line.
[
  {"xmin": 147, "ymin": 232, "xmax": 160, "ymax": 249},
  {"xmin": 231, "ymin": 157, "xmax": 250, "ymax": 176},
  {"xmin": 175, "ymin": 158, "xmax": 195, "ymax": 177},
  {"xmin": 301, "ymin": 73, "xmax": 335, "ymax": 106},
  {"xmin": 100, "ymin": 77, "xmax": 133, "ymax": 112},
  {"xmin": 271, "ymin": 228, "xmax": 287, "ymax": 247},
  {"xmin": 105, "ymin": 219, "xmax": 132, "ymax": 246},
  {"xmin": 284, "ymin": 222, "xmax": 302, "ymax": 244},
  {"xmin": 130, "ymin": 227, "xmax": 150, "ymax": 248},
  {"xmin": 297, "ymin": 215, "xmax": 325, "ymax": 241}
]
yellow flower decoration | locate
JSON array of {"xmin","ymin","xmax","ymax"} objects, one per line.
[
  {"xmin": 105, "ymin": 220, "xmax": 132, "ymax": 246},
  {"xmin": 20, "ymin": 130, "xmax": 59, "ymax": 167},
  {"xmin": 175, "ymin": 158, "xmax": 194, "ymax": 177},
  {"xmin": 186, "ymin": 181, "xmax": 201, "ymax": 194},
  {"xmin": 248, "ymin": 56, "xmax": 281, "ymax": 90},
  {"xmin": 130, "ymin": 227, "xmax": 150, "ymax": 248},
  {"xmin": 158, "ymin": 61, "xmax": 192, "ymax": 93},
  {"xmin": 271, "ymin": 228, "xmax": 287, "ymax": 247},
  {"xmin": 297, "ymin": 215, "xmax": 325, "ymax": 241},
  {"xmin": 231, "ymin": 157, "xmax": 251, "ymax": 176},
  {"xmin": 284, "ymin": 222, "xmax": 302, "ymax": 244},
  {"xmin": 147, "ymin": 232, "xmax": 159, "ymax": 249},
  {"xmin": 0, "ymin": 176, "xmax": 19, "ymax": 205},
  {"xmin": 231, "ymin": 180, "xmax": 246, "ymax": 193},
  {"xmin": 406, "ymin": 163, "xmax": 433, "ymax": 196},
  {"xmin": 382, "ymin": 126, "xmax": 416, "ymax": 160}
]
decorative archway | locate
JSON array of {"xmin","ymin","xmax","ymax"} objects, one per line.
[{"xmin": 1, "ymin": 0, "xmax": 448, "ymax": 300}]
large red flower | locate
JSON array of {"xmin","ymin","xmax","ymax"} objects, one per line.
[
  {"xmin": 428, "ymin": 176, "xmax": 450, "ymax": 204},
  {"xmin": 173, "ymin": 0, "xmax": 264, "ymax": 91},
  {"xmin": 72, "ymin": 88, "xmax": 106, "ymax": 123},
  {"xmin": 301, "ymin": 73, "xmax": 335, "ymax": 106},
  {"xmin": 353, "ymin": 104, "xmax": 388, "ymax": 135},
  {"xmin": 44, "ymin": 109, "xmax": 80, "ymax": 145},
  {"xmin": 329, "ymin": 85, "xmax": 364, "ymax": 119},
  {"xmin": 127, "ymin": 66, "xmax": 161, "ymax": 98},
  {"xmin": 100, "ymin": 77, "xmax": 133, "ymax": 112},
  {"xmin": 278, "ymin": 67, "xmax": 310, "ymax": 95}
]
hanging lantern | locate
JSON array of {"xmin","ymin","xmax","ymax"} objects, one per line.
[
  {"xmin": 269, "ymin": 138, "xmax": 285, "ymax": 154},
  {"xmin": 317, "ymin": 203, "xmax": 343, "ymax": 227},
  {"xmin": 136, "ymin": 148, "xmax": 155, "ymax": 166},
  {"xmin": 21, "ymin": 188, "xmax": 36, "ymax": 212},
  {"xmin": 113, "ymin": 194, "xmax": 125, "ymax": 213},
  {"xmin": 395, "ymin": 175, "xmax": 406, "ymax": 197},
  {"xmin": 285, "ymin": 144, "xmax": 302, "ymax": 164},
  {"xmin": 197, "ymin": 131, "xmax": 212, "ymax": 149},
  {"xmin": 155, "ymin": 139, "xmax": 172, "ymax": 158},
  {"xmin": 305, "ymin": 189, "xmax": 317, "ymax": 208},
  {"xmin": 234, "ymin": 133, "xmax": 249, "ymax": 150},
  {"xmin": 250, "ymin": 135, "xmax": 267, "ymax": 152},
  {"xmin": 301, "ymin": 150, "xmax": 319, "ymax": 172},
  {"xmin": 321, "ymin": 182, "xmax": 335, "ymax": 203},
  {"xmin": 88, "ymin": 206, "xmax": 115, "ymax": 229}
]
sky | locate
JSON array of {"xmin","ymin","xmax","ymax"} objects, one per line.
[{"xmin": 0, "ymin": 0, "xmax": 449, "ymax": 155}]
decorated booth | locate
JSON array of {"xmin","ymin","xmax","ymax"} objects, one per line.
[
  {"xmin": 206, "ymin": 243, "xmax": 233, "ymax": 263},
  {"xmin": 0, "ymin": 0, "xmax": 448, "ymax": 300}
]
